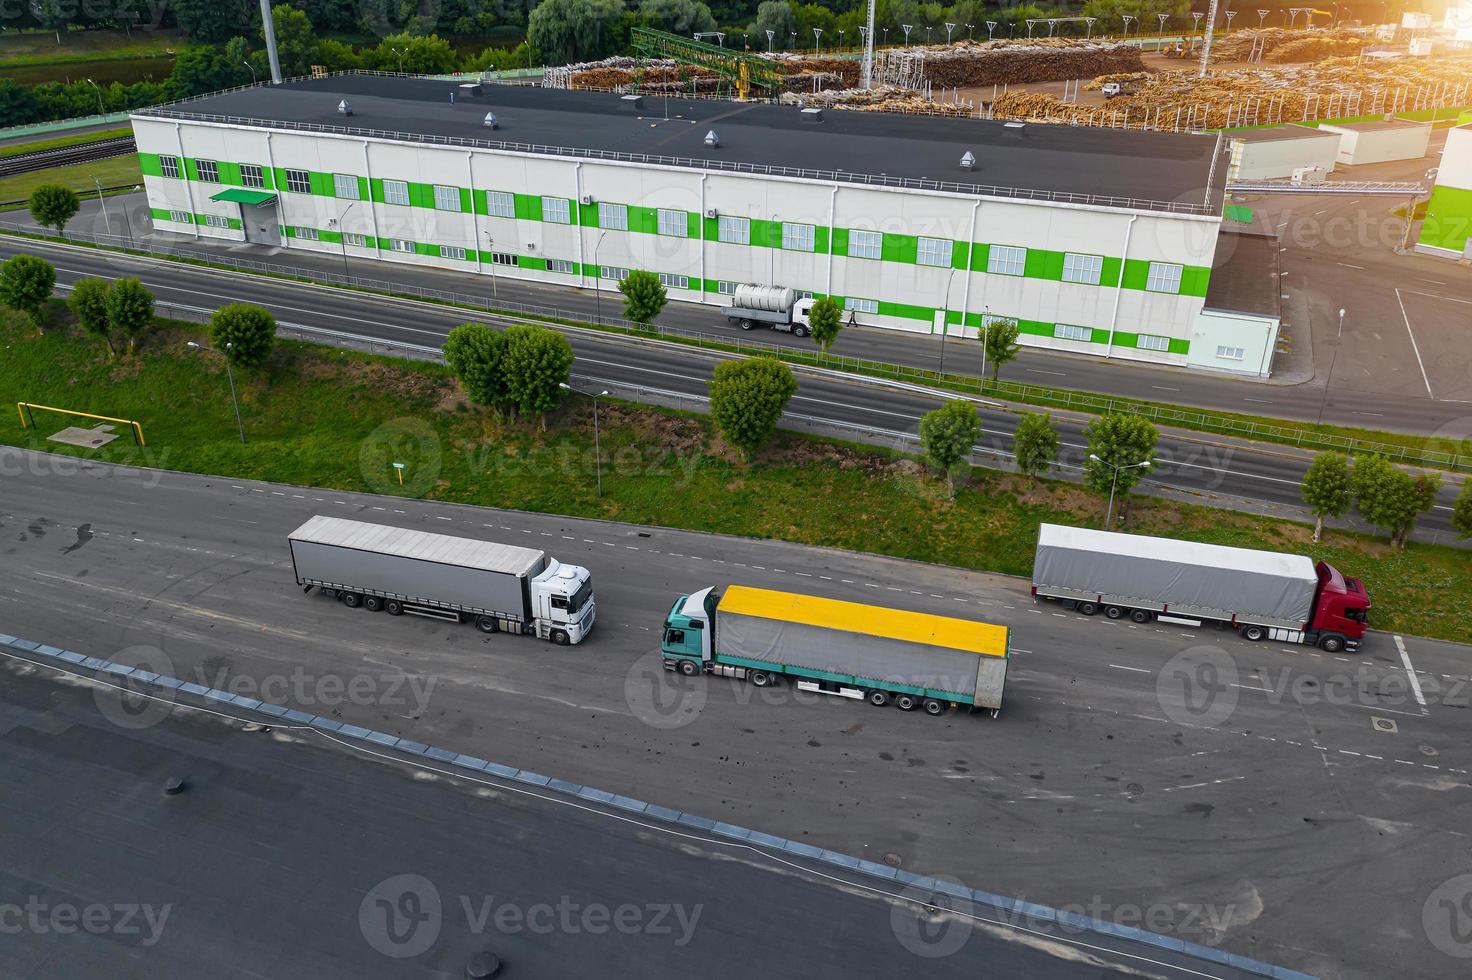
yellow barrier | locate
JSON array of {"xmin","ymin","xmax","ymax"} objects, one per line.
[{"xmin": 17, "ymin": 402, "xmax": 145, "ymax": 446}]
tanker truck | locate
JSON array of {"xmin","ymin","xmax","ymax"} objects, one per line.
[
  {"xmin": 1031, "ymin": 523, "xmax": 1370, "ymax": 652},
  {"xmin": 721, "ymin": 284, "xmax": 818, "ymax": 337}
]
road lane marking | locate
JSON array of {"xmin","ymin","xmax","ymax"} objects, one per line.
[
  {"xmin": 1108, "ymin": 664, "xmax": 1150, "ymax": 673},
  {"xmin": 1394, "ymin": 288, "xmax": 1435, "ymax": 399},
  {"xmin": 1395, "ymin": 635, "xmax": 1428, "ymax": 711},
  {"xmin": 1336, "ymin": 262, "xmax": 1365, "ymax": 269}
]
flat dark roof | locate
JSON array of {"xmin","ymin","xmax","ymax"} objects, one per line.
[
  {"xmin": 1230, "ymin": 124, "xmax": 1339, "ymax": 143},
  {"xmin": 138, "ymin": 74, "xmax": 1226, "ymax": 215},
  {"xmin": 1204, "ymin": 230, "xmax": 1280, "ymax": 318}
]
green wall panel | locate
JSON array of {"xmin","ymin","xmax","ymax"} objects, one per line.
[
  {"xmin": 1419, "ymin": 185, "xmax": 1472, "ymax": 250},
  {"xmin": 138, "ymin": 153, "xmax": 161, "ymax": 177},
  {"xmin": 881, "ymin": 232, "xmax": 917, "ymax": 264}
]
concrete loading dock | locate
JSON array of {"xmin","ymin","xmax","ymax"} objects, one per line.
[
  {"xmin": 1318, "ymin": 118, "xmax": 1432, "ymax": 166},
  {"xmin": 1227, "ymin": 125, "xmax": 1342, "ymax": 180}
]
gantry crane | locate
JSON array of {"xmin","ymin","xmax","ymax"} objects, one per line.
[{"xmin": 629, "ymin": 27, "xmax": 783, "ymax": 101}]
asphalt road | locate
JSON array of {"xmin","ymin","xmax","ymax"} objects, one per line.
[
  {"xmin": 0, "ymin": 233, "xmax": 1464, "ymax": 535},
  {"xmin": 2, "ymin": 451, "xmax": 1470, "ymax": 978},
  {"xmin": 0, "ymin": 657, "xmax": 1251, "ymax": 979}
]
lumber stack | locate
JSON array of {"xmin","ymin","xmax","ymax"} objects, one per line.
[
  {"xmin": 1210, "ymin": 27, "xmax": 1369, "ymax": 63},
  {"xmin": 876, "ymin": 38, "xmax": 1146, "ymax": 88},
  {"xmin": 779, "ymin": 85, "xmax": 974, "ymax": 115}
]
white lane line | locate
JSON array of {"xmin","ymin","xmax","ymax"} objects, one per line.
[
  {"xmin": 1108, "ymin": 664, "xmax": 1151, "ymax": 673},
  {"xmin": 1341, "ymin": 702, "xmax": 1423, "ymax": 718},
  {"xmin": 1337, "ymin": 262, "xmax": 1365, "ymax": 270},
  {"xmin": 1163, "ymin": 776, "xmax": 1247, "ymax": 793},
  {"xmin": 1395, "ymin": 635, "xmax": 1428, "ymax": 711},
  {"xmin": 1231, "ymin": 683, "xmax": 1273, "ymax": 692},
  {"xmin": 1151, "ymin": 386, "xmax": 1180, "ymax": 392},
  {"xmin": 1394, "ymin": 288, "xmax": 1435, "ymax": 399},
  {"xmin": 1026, "ymin": 369, "xmax": 1068, "ymax": 377},
  {"xmin": 1242, "ymin": 397, "xmax": 1274, "ymax": 404},
  {"xmin": 435, "ymin": 516, "xmax": 452, "ymax": 521},
  {"xmin": 1420, "ymin": 279, "xmax": 1447, "ymax": 285}
]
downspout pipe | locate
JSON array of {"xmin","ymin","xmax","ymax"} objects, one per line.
[{"xmin": 1105, "ymin": 214, "xmax": 1138, "ymax": 358}]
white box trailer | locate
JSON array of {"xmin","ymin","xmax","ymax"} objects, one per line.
[{"xmin": 288, "ymin": 516, "xmax": 595, "ymax": 644}]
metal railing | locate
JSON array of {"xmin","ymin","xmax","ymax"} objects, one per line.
[{"xmin": 8, "ymin": 224, "xmax": 1469, "ymax": 473}]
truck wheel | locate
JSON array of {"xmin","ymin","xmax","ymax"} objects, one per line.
[
  {"xmin": 1130, "ymin": 609, "xmax": 1153, "ymax": 624},
  {"xmin": 1077, "ymin": 602, "xmax": 1098, "ymax": 616},
  {"xmin": 551, "ymin": 630, "xmax": 570, "ymax": 645},
  {"xmin": 922, "ymin": 698, "xmax": 946, "ymax": 716},
  {"xmin": 677, "ymin": 659, "xmax": 699, "ymax": 676},
  {"xmin": 476, "ymin": 615, "xmax": 499, "ymax": 634},
  {"xmin": 1104, "ymin": 605, "xmax": 1125, "ymax": 620},
  {"xmin": 341, "ymin": 592, "xmax": 362, "ymax": 608},
  {"xmin": 1240, "ymin": 624, "xmax": 1266, "ymax": 642},
  {"xmin": 894, "ymin": 693, "xmax": 918, "ymax": 711},
  {"xmin": 1319, "ymin": 635, "xmax": 1345, "ymax": 653},
  {"xmin": 385, "ymin": 600, "xmax": 404, "ymax": 616},
  {"xmin": 363, "ymin": 595, "xmax": 383, "ymax": 612},
  {"xmin": 750, "ymin": 670, "xmax": 772, "ymax": 687},
  {"xmin": 739, "ymin": 318, "xmax": 754, "ymax": 330},
  {"xmin": 867, "ymin": 690, "xmax": 890, "ymax": 707},
  {"xmin": 793, "ymin": 324, "xmax": 809, "ymax": 338}
]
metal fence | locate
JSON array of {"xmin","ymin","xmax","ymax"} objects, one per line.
[{"xmin": 10, "ymin": 225, "xmax": 1468, "ymax": 473}]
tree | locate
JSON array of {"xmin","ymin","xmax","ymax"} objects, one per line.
[
  {"xmin": 169, "ymin": 46, "xmax": 251, "ymax": 97},
  {"xmin": 639, "ymin": 0, "xmax": 717, "ymax": 34},
  {"xmin": 28, "ymin": 184, "xmax": 80, "ymax": 237},
  {"xmin": 981, "ymin": 316, "xmax": 1020, "ymax": 382},
  {"xmin": 1454, "ymin": 480, "xmax": 1472, "ymax": 541},
  {"xmin": 209, "ymin": 303, "xmax": 276, "ymax": 368},
  {"xmin": 0, "ymin": 255, "xmax": 57, "ymax": 330},
  {"xmin": 919, "ymin": 399, "xmax": 981, "ymax": 495},
  {"xmin": 754, "ymin": 0, "xmax": 798, "ymax": 43},
  {"xmin": 1300, "ymin": 451, "xmax": 1351, "ymax": 543},
  {"xmin": 1351, "ymin": 454, "xmax": 1438, "ymax": 550},
  {"xmin": 443, "ymin": 322, "xmax": 509, "ymax": 409},
  {"xmin": 68, "ymin": 277, "xmax": 115, "ymax": 357},
  {"xmin": 1012, "ymin": 411, "xmax": 1059, "ymax": 479},
  {"xmin": 501, "ymin": 324, "xmax": 574, "ymax": 429},
  {"xmin": 106, "ymin": 277, "xmax": 155, "ymax": 354},
  {"xmin": 173, "ymin": 0, "xmax": 255, "ymax": 42},
  {"xmin": 807, "ymin": 296, "xmax": 842, "ymax": 353},
  {"xmin": 618, "ymin": 270, "xmax": 667, "ymax": 324},
  {"xmin": 528, "ymin": 0, "xmax": 625, "ymax": 65},
  {"xmin": 708, "ymin": 356, "xmax": 797, "ymax": 459},
  {"xmin": 1083, "ymin": 413, "xmax": 1158, "ymax": 524},
  {"xmin": 367, "ymin": 34, "xmax": 459, "ymax": 74},
  {"xmin": 267, "ymin": 5, "xmax": 319, "ymax": 79}
]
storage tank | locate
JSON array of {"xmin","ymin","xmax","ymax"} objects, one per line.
[{"xmin": 732, "ymin": 284, "xmax": 795, "ymax": 312}]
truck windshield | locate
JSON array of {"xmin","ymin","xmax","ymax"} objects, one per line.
[{"xmin": 567, "ymin": 577, "xmax": 593, "ymax": 614}]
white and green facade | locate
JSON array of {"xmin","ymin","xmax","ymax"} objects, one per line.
[
  {"xmin": 132, "ymin": 111, "xmax": 1235, "ymax": 369},
  {"xmin": 1417, "ymin": 121, "xmax": 1472, "ymax": 260}
]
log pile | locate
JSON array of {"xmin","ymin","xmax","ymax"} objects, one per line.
[
  {"xmin": 1209, "ymin": 27, "xmax": 1370, "ymax": 63},
  {"xmin": 778, "ymin": 85, "xmax": 974, "ymax": 116},
  {"xmin": 877, "ymin": 38, "xmax": 1146, "ymax": 88}
]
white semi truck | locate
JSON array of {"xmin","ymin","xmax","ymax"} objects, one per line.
[
  {"xmin": 722, "ymin": 284, "xmax": 817, "ymax": 337},
  {"xmin": 288, "ymin": 516, "xmax": 595, "ymax": 644}
]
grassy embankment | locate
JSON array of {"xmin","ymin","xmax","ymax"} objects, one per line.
[
  {"xmin": 0, "ymin": 155, "xmax": 141, "ymax": 206},
  {"xmin": 0, "ymin": 30, "xmax": 180, "ymax": 67},
  {"xmin": 2, "ymin": 305, "xmax": 1468, "ymax": 644},
  {"xmin": 0, "ymin": 128, "xmax": 133, "ymax": 158}
]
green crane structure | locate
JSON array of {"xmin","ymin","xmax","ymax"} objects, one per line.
[{"xmin": 629, "ymin": 27, "xmax": 783, "ymax": 101}]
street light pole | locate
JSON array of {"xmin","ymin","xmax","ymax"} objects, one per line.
[
  {"xmin": 593, "ymin": 230, "xmax": 608, "ymax": 323},
  {"xmin": 560, "ymin": 383, "xmax": 609, "ymax": 498},
  {"xmin": 85, "ymin": 78, "xmax": 104, "ymax": 115},
  {"xmin": 331, "ymin": 200, "xmax": 355, "ymax": 279},
  {"xmin": 484, "ymin": 232, "xmax": 498, "ymax": 299},
  {"xmin": 939, "ymin": 267, "xmax": 958, "ymax": 376},
  {"xmin": 187, "ymin": 341, "xmax": 246, "ymax": 444},
  {"xmin": 91, "ymin": 176, "xmax": 113, "ymax": 239},
  {"xmin": 243, "ymin": 61, "xmax": 257, "ymax": 84},
  {"xmin": 1089, "ymin": 454, "xmax": 1152, "ymax": 528}
]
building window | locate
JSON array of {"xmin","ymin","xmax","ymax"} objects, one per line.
[
  {"xmin": 1146, "ymin": 262, "xmax": 1183, "ymax": 294},
  {"xmin": 1137, "ymin": 334, "xmax": 1171, "ymax": 352},
  {"xmin": 441, "ymin": 245, "xmax": 468, "ymax": 260},
  {"xmin": 159, "ymin": 155, "xmax": 181, "ymax": 179},
  {"xmin": 988, "ymin": 245, "xmax": 1026, "ymax": 277},
  {"xmin": 845, "ymin": 297, "xmax": 878, "ymax": 314},
  {"xmin": 195, "ymin": 159, "xmax": 219, "ymax": 183},
  {"xmin": 657, "ymin": 208, "xmax": 687, "ymax": 237},
  {"xmin": 486, "ymin": 191, "xmax": 515, "ymax": 218},
  {"xmin": 342, "ymin": 232, "xmax": 369, "ymax": 247},
  {"xmin": 167, "ymin": 209, "xmax": 190, "ymax": 224},
  {"xmin": 333, "ymin": 173, "xmax": 359, "ymax": 199},
  {"xmin": 598, "ymin": 203, "xmax": 627, "ymax": 231},
  {"xmin": 600, "ymin": 265, "xmax": 629, "ymax": 281},
  {"xmin": 283, "ymin": 169, "xmax": 311, "ymax": 194},
  {"xmin": 849, "ymin": 229, "xmax": 882, "ymax": 260},
  {"xmin": 1054, "ymin": 323, "xmax": 1092, "ymax": 343},
  {"xmin": 434, "ymin": 185, "xmax": 461, "ymax": 212},
  {"xmin": 717, "ymin": 216, "xmax": 749, "ymax": 245},
  {"xmin": 388, "ymin": 238, "xmax": 416, "ymax": 253},
  {"xmin": 491, "ymin": 252, "xmax": 518, "ymax": 266},
  {"xmin": 658, "ymin": 272, "xmax": 689, "ymax": 289},
  {"xmin": 782, "ymin": 222, "xmax": 815, "ymax": 252},
  {"xmin": 295, "ymin": 226, "xmax": 318, "ymax": 241},
  {"xmin": 547, "ymin": 259, "xmax": 577, "ymax": 274},
  {"xmin": 1216, "ymin": 345, "xmax": 1246, "ymax": 361},
  {"xmin": 204, "ymin": 214, "xmax": 230, "ymax": 228},
  {"xmin": 717, "ymin": 280, "xmax": 738, "ymax": 295},
  {"xmin": 1062, "ymin": 252, "xmax": 1103, "ymax": 285},
  {"xmin": 542, "ymin": 197, "xmax": 570, "ymax": 224},
  {"xmin": 917, "ymin": 237, "xmax": 952, "ymax": 268},
  {"xmin": 240, "ymin": 164, "xmax": 264, "ymax": 188},
  {"xmin": 383, "ymin": 180, "xmax": 410, "ymax": 206}
]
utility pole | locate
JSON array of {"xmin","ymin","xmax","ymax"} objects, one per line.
[
  {"xmin": 1198, "ymin": 0, "xmax": 1220, "ymax": 78},
  {"xmin": 861, "ymin": 0, "xmax": 877, "ymax": 88},
  {"xmin": 258, "ymin": 0, "xmax": 283, "ymax": 83}
]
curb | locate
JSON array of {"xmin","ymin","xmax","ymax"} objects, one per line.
[{"xmin": 1, "ymin": 630, "xmax": 1316, "ymax": 980}]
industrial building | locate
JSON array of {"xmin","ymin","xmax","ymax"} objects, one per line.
[
  {"xmin": 1227, "ymin": 125, "xmax": 1341, "ymax": 180},
  {"xmin": 131, "ymin": 74, "xmax": 1266, "ymax": 372},
  {"xmin": 1318, "ymin": 118, "xmax": 1432, "ymax": 166},
  {"xmin": 1417, "ymin": 120, "xmax": 1472, "ymax": 259}
]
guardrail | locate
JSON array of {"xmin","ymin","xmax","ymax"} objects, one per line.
[{"xmin": 8, "ymin": 223, "xmax": 1469, "ymax": 473}]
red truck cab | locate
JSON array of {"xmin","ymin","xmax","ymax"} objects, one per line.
[{"xmin": 1311, "ymin": 561, "xmax": 1371, "ymax": 648}]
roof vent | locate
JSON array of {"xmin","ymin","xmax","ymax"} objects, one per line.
[
  {"xmin": 960, "ymin": 150, "xmax": 976, "ymax": 170},
  {"xmin": 483, "ymin": 112, "xmax": 498, "ymax": 129},
  {"xmin": 621, "ymin": 94, "xmax": 644, "ymax": 110},
  {"xmin": 1004, "ymin": 121, "xmax": 1025, "ymax": 130},
  {"xmin": 458, "ymin": 82, "xmax": 482, "ymax": 96},
  {"xmin": 704, "ymin": 129, "xmax": 720, "ymax": 148},
  {"xmin": 337, "ymin": 99, "xmax": 352, "ymax": 116},
  {"xmin": 800, "ymin": 107, "xmax": 823, "ymax": 124}
]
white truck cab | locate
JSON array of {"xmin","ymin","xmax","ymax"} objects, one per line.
[{"xmin": 529, "ymin": 559, "xmax": 596, "ymax": 644}]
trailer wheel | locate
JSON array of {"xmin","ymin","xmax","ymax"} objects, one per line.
[
  {"xmin": 476, "ymin": 615, "xmax": 499, "ymax": 634},
  {"xmin": 749, "ymin": 670, "xmax": 772, "ymax": 687},
  {"xmin": 341, "ymin": 592, "xmax": 362, "ymax": 608},
  {"xmin": 894, "ymin": 693, "xmax": 918, "ymax": 711},
  {"xmin": 1104, "ymin": 605, "xmax": 1125, "ymax": 620},
  {"xmin": 922, "ymin": 698, "xmax": 946, "ymax": 716},
  {"xmin": 1240, "ymin": 624, "xmax": 1266, "ymax": 642},
  {"xmin": 738, "ymin": 318, "xmax": 754, "ymax": 331},
  {"xmin": 385, "ymin": 600, "xmax": 404, "ymax": 616},
  {"xmin": 1130, "ymin": 609, "xmax": 1153, "ymax": 624},
  {"xmin": 677, "ymin": 659, "xmax": 699, "ymax": 676},
  {"xmin": 551, "ymin": 630, "xmax": 570, "ymax": 646},
  {"xmin": 1319, "ymin": 634, "xmax": 1345, "ymax": 653},
  {"xmin": 363, "ymin": 595, "xmax": 383, "ymax": 612},
  {"xmin": 867, "ymin": 690, "xmax": 890, "ymax": 707},
  {"xmin": 1077, "ymin": 602, "xmax": 1098, "ymax": 616}
]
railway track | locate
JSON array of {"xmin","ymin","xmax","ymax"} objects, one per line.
[{"xmin": 0, "ymin": 135, "xmax": 137, "ymax": 178}]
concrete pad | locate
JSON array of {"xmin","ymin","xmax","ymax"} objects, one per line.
[{"xmin": 47, "ymin": 425, "xmax": 119, "ymax": 449}]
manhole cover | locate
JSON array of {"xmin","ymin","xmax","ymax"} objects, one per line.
[
  {"xmin": 882, "ymin": 852, "xmax": 903, "ymax": 868},
  {"xmin": 1371, "ymin": 716, "xmax": 1398, "ymax": 734},
  {"xmin": 1420, "ymin": 745, "xmax": 1439, "ymax": 757}
]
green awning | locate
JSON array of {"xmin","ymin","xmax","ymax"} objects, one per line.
[{"xmin": 210, "ymin": 188, "xmax": 277, "ymax": 205}]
